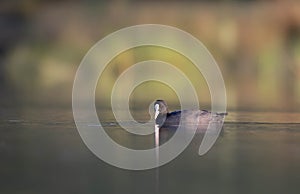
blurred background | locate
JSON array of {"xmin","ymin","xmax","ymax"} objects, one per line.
[
  {"xmin": 1, "ymin": 0, "xmax": 300, "ymax": 111},
  {"xmin": 1, "ymin": 1, "xmax": 300, "ymax": 194}
]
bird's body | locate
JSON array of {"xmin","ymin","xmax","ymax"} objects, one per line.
[{"xmin": 154, "ymin": 100, "xmax": 227, "ymax": 131}]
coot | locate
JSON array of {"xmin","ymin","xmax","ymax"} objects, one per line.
[{"xmin": 154, "ymin": 100, "xmax": 227, "ymax": 131}]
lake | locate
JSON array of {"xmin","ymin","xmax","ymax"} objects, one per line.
[{"xmin": 1, "ymin": 108, "xmax": 300, "ymax": 194}]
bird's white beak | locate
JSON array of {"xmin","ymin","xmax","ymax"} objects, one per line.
[{"xmin": 154, "ymin": 104, "xmax": 159, "ymax": 120}]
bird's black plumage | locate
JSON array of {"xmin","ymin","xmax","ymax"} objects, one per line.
[{"xmin": 154, "ymin": 100, "xmax": 227, "ymax": 131}]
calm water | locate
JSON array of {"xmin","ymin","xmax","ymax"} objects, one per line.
[{"xmin": 1, "ymin": 108, "xmax": 300, "ymax": 194}]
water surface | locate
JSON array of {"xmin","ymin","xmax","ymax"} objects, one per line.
[{"xmin": 1, "ymin": 108, "xmax": 300, "ymax": 194}]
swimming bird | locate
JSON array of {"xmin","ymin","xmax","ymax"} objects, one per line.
[{"xmin": 154, "ymin": 100, "xmax": 227, "ymax": 131}]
